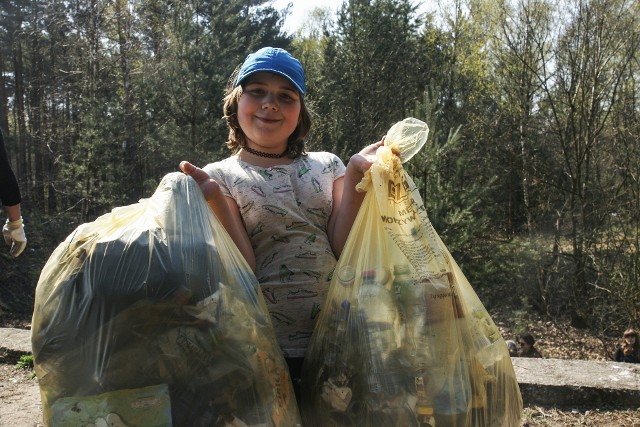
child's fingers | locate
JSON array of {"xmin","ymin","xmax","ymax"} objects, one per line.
[
  {"xmin": 360, "ymin": 140, "xmax": 383, "ymax": 157},
  {"xmin": 179, "ymin": 160, "xmax": 196, "ymax": 174},
  {"xmin": 180, "ymin": 161, "xmax": 208, "ymax": 183},
  {"xmin": 180, "ymin": 161, "xmax": 221, "ymax": 203}
]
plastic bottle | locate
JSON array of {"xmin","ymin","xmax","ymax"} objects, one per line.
[
  {"xmin": 415, "ymin": 374, "xmax": 436, "ymax": 427},
  {"xmin": 393, "ymin": 264, "xmax": 419, "ymax": 347},
  {"xmin": 357, "ymin": 267, "xmax": 402, "ymax": 397}
]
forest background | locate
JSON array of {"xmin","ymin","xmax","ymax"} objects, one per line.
[{"xmin": 0, "ymin": 0, "xmax": 638, "ymax": 356}]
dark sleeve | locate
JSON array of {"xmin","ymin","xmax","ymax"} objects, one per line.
[
  {"xmin": 0, "ymin": 132, "xmax": 22, "ymax": 207},
  {"xmin": 614, "ymin": 347, "xmax": 623, "ymax": 362}
]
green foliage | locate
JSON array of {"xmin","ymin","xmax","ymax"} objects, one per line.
[
  {"xmin": 16, "ymin": 354, "xmax": 33, "ymax": 370},
  {"xmin": 325, "ymin": 0, "xmax": 424, "ymax": 158},
  {"xmin": 0, "ymin": 0, "xmax": 638, "ymax": 341},
  {"xmin": 408, "ymin": 86, "xmax": 497, "ymax": 286},
  {"xmin": 512, "ymin": 296, "xmax": 533, "ymax": 334}
]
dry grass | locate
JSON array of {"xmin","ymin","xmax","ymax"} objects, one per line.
[{"xmin": 521, "ymin": 405, "xmax": 640, "ymax": 426}]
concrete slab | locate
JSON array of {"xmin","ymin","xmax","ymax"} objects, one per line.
[
  {"xmin": 0, "ymin": 327, "xmax": 31, "ymax": 355},
  {"xmin": 512, "ymin": 357, "xmax": 640, "ymax": 409}
]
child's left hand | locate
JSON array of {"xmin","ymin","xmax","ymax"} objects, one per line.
[{"xmin": 347, "ymin": 138, "xmax": 385, "ymax": 175}]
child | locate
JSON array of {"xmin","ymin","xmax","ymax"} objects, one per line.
[
  {"xmin": 180, "ymin": 47, "xmax": 381, "ymax": 395},
  {"xmin": 615, "ymin": 329, "xmax": 639, "ymax": 363},
  {"xmin": 518, "ymin": 332, "xmax": 543, "ymax": 358}
]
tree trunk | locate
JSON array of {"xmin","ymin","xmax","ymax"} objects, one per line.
[
  {"xmin": 0, "ymin": 47, "xmax": 8, "ymax": 134},
  {"xmin": 13, "ymin": 38, "xmax": 28, "ymax": 194},
  {"xmin": 116, "ymin": 0, "xmax": 142, "ymax": 203}
]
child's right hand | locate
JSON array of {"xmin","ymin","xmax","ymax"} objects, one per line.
[
  {"xmin": 179, "ymin": 161, "xmax": 221, "ymax": 203},
  {"xmin": 179, "ymin": 160, "xmax": 257, "ymax": 270}
]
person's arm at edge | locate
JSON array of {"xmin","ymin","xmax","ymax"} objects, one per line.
[
  {"xmin": 1, "ymin": 131, "xmax": 23, "ymax": 218},
  {"xmin": 328, "ymin": 141, "xmax": 383, "ymax": 257},
  {"xmin": 5, "ymin": 204, "xmax": 21, "ymax": 222},
  {"xmin": 180, "ymin": 161, "xmax": 256, "ymax": 272}
]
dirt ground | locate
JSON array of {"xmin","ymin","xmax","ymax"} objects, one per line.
[
  {"xmin": 0, "ymin": 362, "xmax": 43, "ymax": 427},
  {"xmin": 1, "ymin": 363, "xmax": 639, "ymax": 427}
]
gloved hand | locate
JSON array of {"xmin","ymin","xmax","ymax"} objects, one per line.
[{"xmin": 3, "ymin": 217, "xmax": 27, "ymax": 257}]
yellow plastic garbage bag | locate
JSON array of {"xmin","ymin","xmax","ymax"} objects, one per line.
[
  {"xmin": 31, "ymin": 172, "xmax": 301, "ymax": 427},
  {"xmin": 300, "ymin": 118, "xmax": 522, "ymax": 427}
]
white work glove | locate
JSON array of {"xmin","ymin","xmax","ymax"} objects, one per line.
[{"xmin": 3, "ymin": 217, "xmax": 27, "ymax": 257}]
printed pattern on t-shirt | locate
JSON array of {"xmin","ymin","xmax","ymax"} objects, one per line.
[{"xmin": 204, "ymin": 152, "xmax": 346, "ymax": 357}]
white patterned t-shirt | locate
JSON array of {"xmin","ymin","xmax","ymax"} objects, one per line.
[{"xmin": 204, "ymin": 152, "xmax": 346, "ymax": 357}]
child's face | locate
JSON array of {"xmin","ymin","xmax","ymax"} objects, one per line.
[
  {"xmin": 238, "ymin": 72, "xmax": 301, "ymax": 151},
  {"xmin": 625, "ymin": 335, "xmax": 636, "ymax": 345}
]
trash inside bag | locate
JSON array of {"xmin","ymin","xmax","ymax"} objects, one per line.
[
  {"xmin": 300, "ymin": 118, "xmax": 522, "ymax": 427},
  {"xmin": 31, "ymin": 172, "xmax": 301, "ymax": 427}
]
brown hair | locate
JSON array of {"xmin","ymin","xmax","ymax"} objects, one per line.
[
  {"xmin": 622, "ymin": 329, "xmax": 640, "ymax": 357},
  {"xmin": 222, "ymin": 70, "xmax": 312, "ymax": 159},
  {"xmin": 520, "ymin": 333, "xmax": 536, "ymax": 347}
]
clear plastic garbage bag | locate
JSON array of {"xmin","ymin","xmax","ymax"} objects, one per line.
[
  {"xmin": 31, "ymin": 172, "xmax": 301, "ymax": 427},
  {"xmin": 300, "ymin": 118, "xmax": 522, "ymax": 427}
]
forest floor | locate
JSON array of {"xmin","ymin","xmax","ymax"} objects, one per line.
[{"xmin": 1, "ymin": 241, "xmax": 639, "ymax": 426}]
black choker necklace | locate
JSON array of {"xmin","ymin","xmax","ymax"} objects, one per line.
[{"xmin": 243, "ymin": 145, "xmax": 287, "ymax": 158}]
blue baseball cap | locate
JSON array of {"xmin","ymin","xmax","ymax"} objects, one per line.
[{"xmin": 235, "ymin": 47, "xmax": 306, "ymax": 96}]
